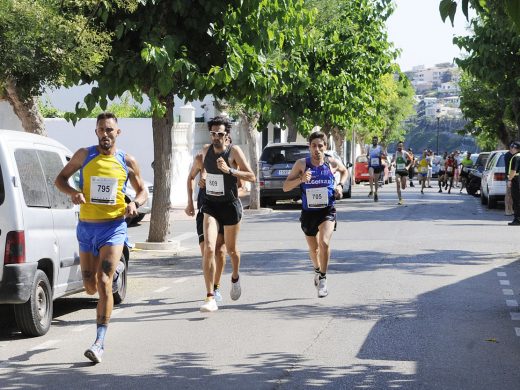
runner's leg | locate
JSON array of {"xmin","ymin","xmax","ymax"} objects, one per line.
[{"xmin": 202, "ymin": 214, "xmax": 219, "ymax": 295}]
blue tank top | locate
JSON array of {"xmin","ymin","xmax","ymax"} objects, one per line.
[
  {"xmin": 300, "ymin": 157, "xmax": 335, "ymax": 211},
  {"xmin": 368, "ymin": 145, "xmax": 383, "ymax": 168}
]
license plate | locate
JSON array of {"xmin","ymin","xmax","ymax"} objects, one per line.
[
  {"xmin": 276, "ymin": 170, "xmax": 291, "ymax": 176},
  {"xmin": 361, "ymin": 173, "xmax": 369, "ymax": 176}
]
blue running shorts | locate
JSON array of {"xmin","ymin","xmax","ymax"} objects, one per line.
[{"xmin": 77, "ymin": 219, "xmax": 127, "ymax": 256}]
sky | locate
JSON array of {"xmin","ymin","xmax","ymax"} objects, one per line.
[{"xmin": 386, "ymin": 0, "xmax": 474, "ymax": 71}]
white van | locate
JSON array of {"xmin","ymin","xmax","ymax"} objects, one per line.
[{"xmin": 0, "ymin": 130, "xmax": 128, "ymax": 337}]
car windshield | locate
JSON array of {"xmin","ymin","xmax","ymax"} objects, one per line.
[{"xmin": 260, "ymin": 146, "xmax": 309, "ymax": 164}]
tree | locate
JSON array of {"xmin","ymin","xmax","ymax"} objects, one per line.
[
  {"xmin": 210, "ymin": 0, "xmax": 316, "ymax": 209},
  {"xmin": 278, "ymin": 0, "xmax": 397, "ymax": 158},
  {"xmin": 0, "ymin": 0, "xmax": 125, "ymax": 134},
  {"xmin": 440, "ymin": 0, "xmax": 520, "ymax": 31},
  {"xmin": 454, "ymin": 3, "xmax": 520, "ymax": 140}
]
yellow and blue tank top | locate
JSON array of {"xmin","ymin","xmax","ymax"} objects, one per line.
[
  {"xmin": 79, "ymin": 146, "xmax": 128, "ymax": 220},
  {"xmin": 300, "ymin": 157, "xmax": 335, "ymax": 211}
]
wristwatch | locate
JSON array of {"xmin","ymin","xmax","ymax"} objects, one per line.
[
  {"xmin": 133, "ymin": 200, "xmax": 141, "ymax": 209},
  {"xmin": 228, "ymin": 168, "xmax": 236, "ymax": 175},
  {"xmin": 337, "ymin": 183, "xmax": 344, "ymax": 188}
]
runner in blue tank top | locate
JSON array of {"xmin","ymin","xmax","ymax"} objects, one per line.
[{"xmin": 283, "ymin": 131, "xmax": 348, "ymax": 298}]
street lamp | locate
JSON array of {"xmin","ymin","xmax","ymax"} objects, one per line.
[{"xmin": 436, "ymin": 108, "xmax": 441, "ymax": 155}]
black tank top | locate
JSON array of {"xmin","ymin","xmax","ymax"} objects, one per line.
[{"xmin": 203, "ymin": 145, "xmax": 238, "ymax": 202}]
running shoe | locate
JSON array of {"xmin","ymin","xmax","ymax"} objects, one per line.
[
  {"xmin": 508, "ymin": 219, "xmax": 520, "ymax": 226},
  {"xmin": 200, "ymin": 297, "xmax": 218, "ymax": 312},
  {"xmin": 230, "ymin": 277, "xmax": 242, "ymax": 301},
  {"xmin": 438, "ymin": 189, "xmax": 442, "ymax": 193},
  {"xmin": 84, "ymin": 343, "xmax": 104, "ymax": 364},
  {"xmin": 214, "ymin": 288, "xmax": 223, "ymax": 302},
  {"xmin": 398, "ymin": 199, "xmax": 403, "ymax": 205},
  {"xmin": 318, "ymin": 278, "xmax": 328, "ymax": 298},
  {"xmin": 368, "ymin": 191, "xmax": 373, "ymax": 197},
  {"xmin": 112, "ymin": 260, "xmax": 125, "ymax": 293},
  {"xmin": 314, "ymin": 272, "xmax": 320, "ymax": 288},
  {"xmin": 374, "ymin": 193, "xmax": 378, "ymax": 202}
]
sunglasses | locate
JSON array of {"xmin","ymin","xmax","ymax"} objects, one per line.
[{"xmin": 210, "ymin": 131, "xmax": 226, "ymax": 138}]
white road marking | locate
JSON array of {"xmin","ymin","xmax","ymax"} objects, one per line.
[
  {"xmin": 497, "ymin": 272, "xmax": 507, "ymax": 277},
  {"xmin": 172, "ymin": 232, "xmax": 197, "ymax": 242},
  {"xmin": 515, "ymin": 328, "xmax": 520, "ymax": 337},
  {"xmin": 72, "ymin": 325, "xmax": 89, "ymax": 332},
  {"xmin": 154, "ymin": 286, "xmax": 170, "ymax": 293},
  {"xmin": 500, "ymin": 280, "xmax": 511, "ymax": 286},
  {"xmin": 503, "ymin": 289, "xmax": 515, "ymax": 295},
  {"xmin": 506, "ymin": 300, "xmax": 519, "ymax": 307},
  {"xmin": 510, "ymin": 312, "xmax": 520, "ymax": 321},
  {"xmin": 173, "ymin": 277, "xmax": 188, "ymax": 284},
  {"xmin": 30, "ymin": 340, "xmax": 59, "ymax": 351}
]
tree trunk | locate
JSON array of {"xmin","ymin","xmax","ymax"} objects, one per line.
[
  {"xmin": 241, "ymin": 112, "xmax": 261, "ymax": 209},
  {"xmin": 332, "ymin": 126, "xmax": 345, "ymax": 159},
  {"xmin": 285, "ymin": 113, "xmax": 298, "ymax": 142},
  {"xmin": 4, "ymin": 78, "xmax": 46, "ymax": 135},
  {"xmin": 147, "ymin": 96, "xmax": 174, "ymax": 243}
]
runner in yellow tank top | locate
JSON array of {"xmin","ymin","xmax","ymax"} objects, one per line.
[{"xmin": 55, "ymin": 112, "xmax": 147, "ymax": 363}]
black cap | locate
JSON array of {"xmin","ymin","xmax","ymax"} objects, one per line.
[{"xmin": 511, "ymin": 141, "xmax": 520, "ymax": 149}]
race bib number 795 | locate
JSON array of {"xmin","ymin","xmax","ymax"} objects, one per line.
[{"xmin": 90, "ymin": 176, "xmax": 118, "ymax": 205}]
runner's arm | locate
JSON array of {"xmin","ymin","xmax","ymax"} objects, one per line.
[
  {"xmin": 185, "ymin": 154, "xmax": 203, "ymax": 216},
  {"xmin": 223, "ymin": 146, "xmax": 256, "ymax": 182},
  {"xmin": 55, "ymin": 148, "xmax": 88, "ymax": 204},
  {"xmin": 283, "ymin": 159, "xmax": 306, "ymax": 192},
  {"xmin": 125, "ymin": 154, "xmax": 148, "ymax": 214}
]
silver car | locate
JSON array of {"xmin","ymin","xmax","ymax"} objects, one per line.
[{"xmin": 481, "ymin": 150, "xmax": 507, "ymax": 209}]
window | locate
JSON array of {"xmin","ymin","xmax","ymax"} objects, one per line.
[
  {"xmin": 15, "ymin": 149, "xmax": 50, "ymax": 207},
  {"xmin": 38, "ymin": 150, "xmax": 73, "ymax": 209},
  {"xmin": 14, "ymin": 149, "xmax": 73, "ymax": 209}
]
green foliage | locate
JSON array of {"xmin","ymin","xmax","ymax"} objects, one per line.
[
  {"xmin": 454, "ymin": 2, "xmax": 520, "ymax": 143},
  {"xmin": 439, "ymin": 0, "xmax": 520, "ymax": 31},
  {"xmin": 37, "ymin": 98, "xmax": 65, "ymax": 118},
  {"xmin": 0, "ymin": 0, "xmax": 121, "ymax": 99},
  {"xmin": 87, "ymin": 93, "xmax": 152, "ymax": 118}
]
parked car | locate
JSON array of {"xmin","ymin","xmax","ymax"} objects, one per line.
[
  {"xmin": 0, "ymin": 130, "xmax": 129, "ymax": 337},
  {"xmin": 124, "ymin": 180, "xmax": 153, "ymax": 226},
  {"xmin": 326, "ymin": 150, "xmax": 353, "ymax": 198},
  {"xmin": 466, "ymin": 152, "xmax": 490, "ymax": 196},
  {"xmin": 259, "ymin": 142, "xmax": 310, "ymax": 207},
  {"xmin": 481, "ymin": 150, "xmax": 507, "ymax": 208},
  {"xmin": 354, "ymin": 155, "xmax": 369, "ymax": 184}
]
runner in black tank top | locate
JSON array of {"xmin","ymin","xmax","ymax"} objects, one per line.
[{"xmin": 198, "ymin": 116, "xmax": 256, "ymax": 313}]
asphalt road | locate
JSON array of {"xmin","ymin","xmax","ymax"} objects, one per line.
[{"xmin": 2, "ymin": 180, "xmax": 520, "ymax": 389}]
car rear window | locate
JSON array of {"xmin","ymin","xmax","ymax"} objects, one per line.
[
  {"xmin": 260, "ymin": 146, "xmax": 309, "ymax": 164},
  {"xmin": 356, "ymin": 156, "xmax": 368, "ymax": 163},
  {"xmin": 475, "ymin": 153, "xmax": 489, "ymax": 168},
  {"xmin": 496, "ymin": 153, "xmax": 505, "ymax": 167}
]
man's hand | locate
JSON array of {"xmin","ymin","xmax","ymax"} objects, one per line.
[
  {"xmin": 216, "ymin": 157, "xmax": 230, "ymax": 173},
  {"xmin": 125, "ymin": 202, "xmax": 139, "ymax": 218},
  {"xmin": 334, "ymin": 185, "xmax": 343, "ymax": 200},
  {"xmin": 185, "ymin": 203, "xmax": 195, "ymax": 217},
  {"xmin": 301, "ymin": 168, "xmax": 312, "ymax": 184},
  {"xmin": 71, "ymin": 192, "xmax": 86, "ymax": 205}
]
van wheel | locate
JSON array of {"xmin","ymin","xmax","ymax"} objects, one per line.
[
  {"xmin": 481, "ymin": 190, "xmax": 487, "ymax": 205},
  {"xmin": 113, "ymin": 252, "xmax": 128, "ymax": 305},
  {"xmin": 488, "ymin": 195, "xmax": 497, "ymax": 209},
  {"xmin": 14, "ymin": 270, "xmax": 52, "ymax": 337}
]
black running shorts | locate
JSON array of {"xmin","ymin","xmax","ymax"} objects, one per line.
[
  {"xmin": 396, "ymin": 170, "xmax": 408, "ymax": 177},
  {"xmin": 202, "ymin": 199, "xmax": 243, "ymax": 228},
  {"xmin": 196, "ymin": 210, "xmax": 224, "ymax": 243},
  {"xmin": 300, "ymin": 207, "xmax": 337, "ymax": 237}
]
